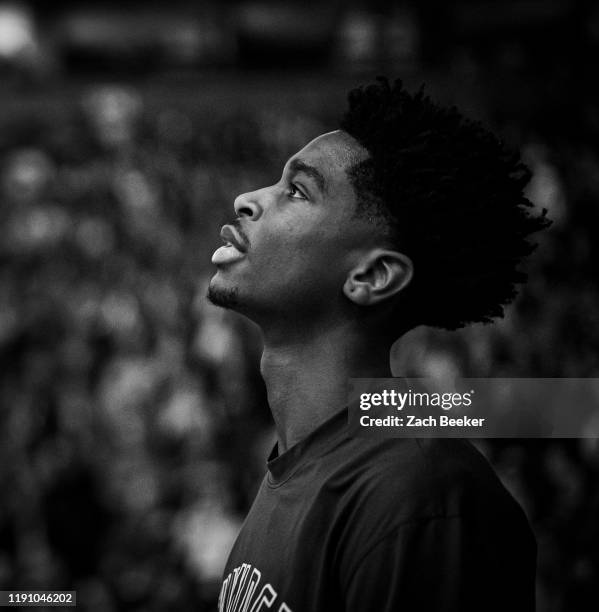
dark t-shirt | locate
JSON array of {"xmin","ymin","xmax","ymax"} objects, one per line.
[{"xmin": 218, "ymin": 408, "xmax": 536, "ymax": 612}]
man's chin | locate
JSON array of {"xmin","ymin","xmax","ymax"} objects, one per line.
[{"xmin": 207, "ymin": 279, "xmax": 240, "ymax": 310}]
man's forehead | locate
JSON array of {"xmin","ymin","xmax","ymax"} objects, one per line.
[
  {"xmin": 293, "ymin": 130, "xmax": 368, "ymax": 169},
  {"xmin": 283, "ymin": 130, "xmax": 368, "ymax": 193}
]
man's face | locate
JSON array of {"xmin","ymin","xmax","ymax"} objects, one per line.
[{"xmin": 208, "ymin": 130, "xmax": 380, "ymax": 323}]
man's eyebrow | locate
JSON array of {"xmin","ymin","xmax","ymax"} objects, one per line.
[{"xmin": 288, "ymin": 159, "xmax": 327, "ymax": 194}]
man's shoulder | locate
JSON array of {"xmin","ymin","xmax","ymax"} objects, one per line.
[
  {"xmin": 328, "ymin": 437, "xmax": 537, "ymax": 608},
  {"xmin": 330, "ymin": 435, "xmax": 526, "ymax": 524},
  {"xmin": 325, "ymin": 435, "xmax": 535, "ymax": 582}
]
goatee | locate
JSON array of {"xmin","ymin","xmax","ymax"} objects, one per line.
[{"xmin": 207, "ymin": 284, "xmax": 240, "ymax": 309}]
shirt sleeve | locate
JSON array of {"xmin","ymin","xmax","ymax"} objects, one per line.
[{"xmin": 342, "ymin": 514, "xmax": 537, "ymax": 612}]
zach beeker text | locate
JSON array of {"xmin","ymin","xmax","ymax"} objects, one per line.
[{"xmin": 359, "ymin": 414, "xmax": 486, "ymax": 428}]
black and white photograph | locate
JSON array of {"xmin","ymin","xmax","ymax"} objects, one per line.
[{"xmin": 0, "ymin": 1, "xmax": 598, "ymax": 611}]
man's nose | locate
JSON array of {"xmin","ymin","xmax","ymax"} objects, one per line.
[{"xmin": 234, "ymin": 189, "xmax": 264, "ymax": 219}]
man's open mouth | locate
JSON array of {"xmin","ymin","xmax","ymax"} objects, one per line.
[
  {"xmin": 212, "ymin": 223, "xmax": 248, "ymax": 266},
  {"xmin": 220, "ymin": 224, "xmax": 248, "ymax": 253}
]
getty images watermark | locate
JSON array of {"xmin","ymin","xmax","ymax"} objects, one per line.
[{"xmin": 347, "ymin": 378, "xmax": 599, "ymax": 438}]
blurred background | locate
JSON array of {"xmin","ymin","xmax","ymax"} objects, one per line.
[{"xmin": 0, "ymin": 0, "xmax": 598, "ymax": 610}]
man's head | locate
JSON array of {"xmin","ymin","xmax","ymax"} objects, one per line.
[
  {"xmin": 209, "ymin": 78, "xmax": 550, "ymax": 334},
  {"xmin": 208, "ymin": 130, "xmax": 409, "ymax": 328}
]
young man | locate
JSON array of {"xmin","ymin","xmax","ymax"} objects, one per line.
[{"xmin": 209, "ymin": 78, "xmax": 549, "ymax": 612}]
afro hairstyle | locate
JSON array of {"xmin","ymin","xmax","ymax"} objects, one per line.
[{"xmin": 339, "ymin": 77, "xmax": 551, "ymax": 331}]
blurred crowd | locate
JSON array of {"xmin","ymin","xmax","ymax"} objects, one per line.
[
  {"xmin": 0, "ymin": 3, "xmax": 598, "ymax": 611},
  {"xmin": 0, "ymin": 82, "xmax": 324, "ymax": 610}
]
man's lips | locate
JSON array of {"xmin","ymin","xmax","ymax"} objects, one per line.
[
  {"xmin": 212, "ymin": 221, "xmax": 250, "ymax": 266},
  {"xmin": 220, "ymin": 224, "xmax": 248, "ymax": 253}
]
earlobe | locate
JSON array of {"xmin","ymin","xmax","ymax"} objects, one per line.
[{"xmin": 343, "ymin": 278, "xmax": 370, "ymax": 305}]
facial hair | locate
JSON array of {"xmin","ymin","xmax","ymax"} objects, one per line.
[{"xmin": 207, "ymin": 284, "xmax": 240, "ymax": 309}]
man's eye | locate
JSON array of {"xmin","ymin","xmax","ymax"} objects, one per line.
[{"xmin": 287, "ymin": 184, "xmax": 307, "ymax": 200}]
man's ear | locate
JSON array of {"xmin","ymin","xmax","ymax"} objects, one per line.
[{"xmin": 343, "ymin": 249, "xmax": 414, "ymax": 306}]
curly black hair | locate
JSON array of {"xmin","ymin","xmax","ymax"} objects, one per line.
[{"xmin": 340, "ymin": 77, "xmax": 551, "ymax": 331}]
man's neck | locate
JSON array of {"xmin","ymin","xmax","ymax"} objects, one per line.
[{"xmin": 260, "ymin": 322, "xmax": 392, "ymax": 452}]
